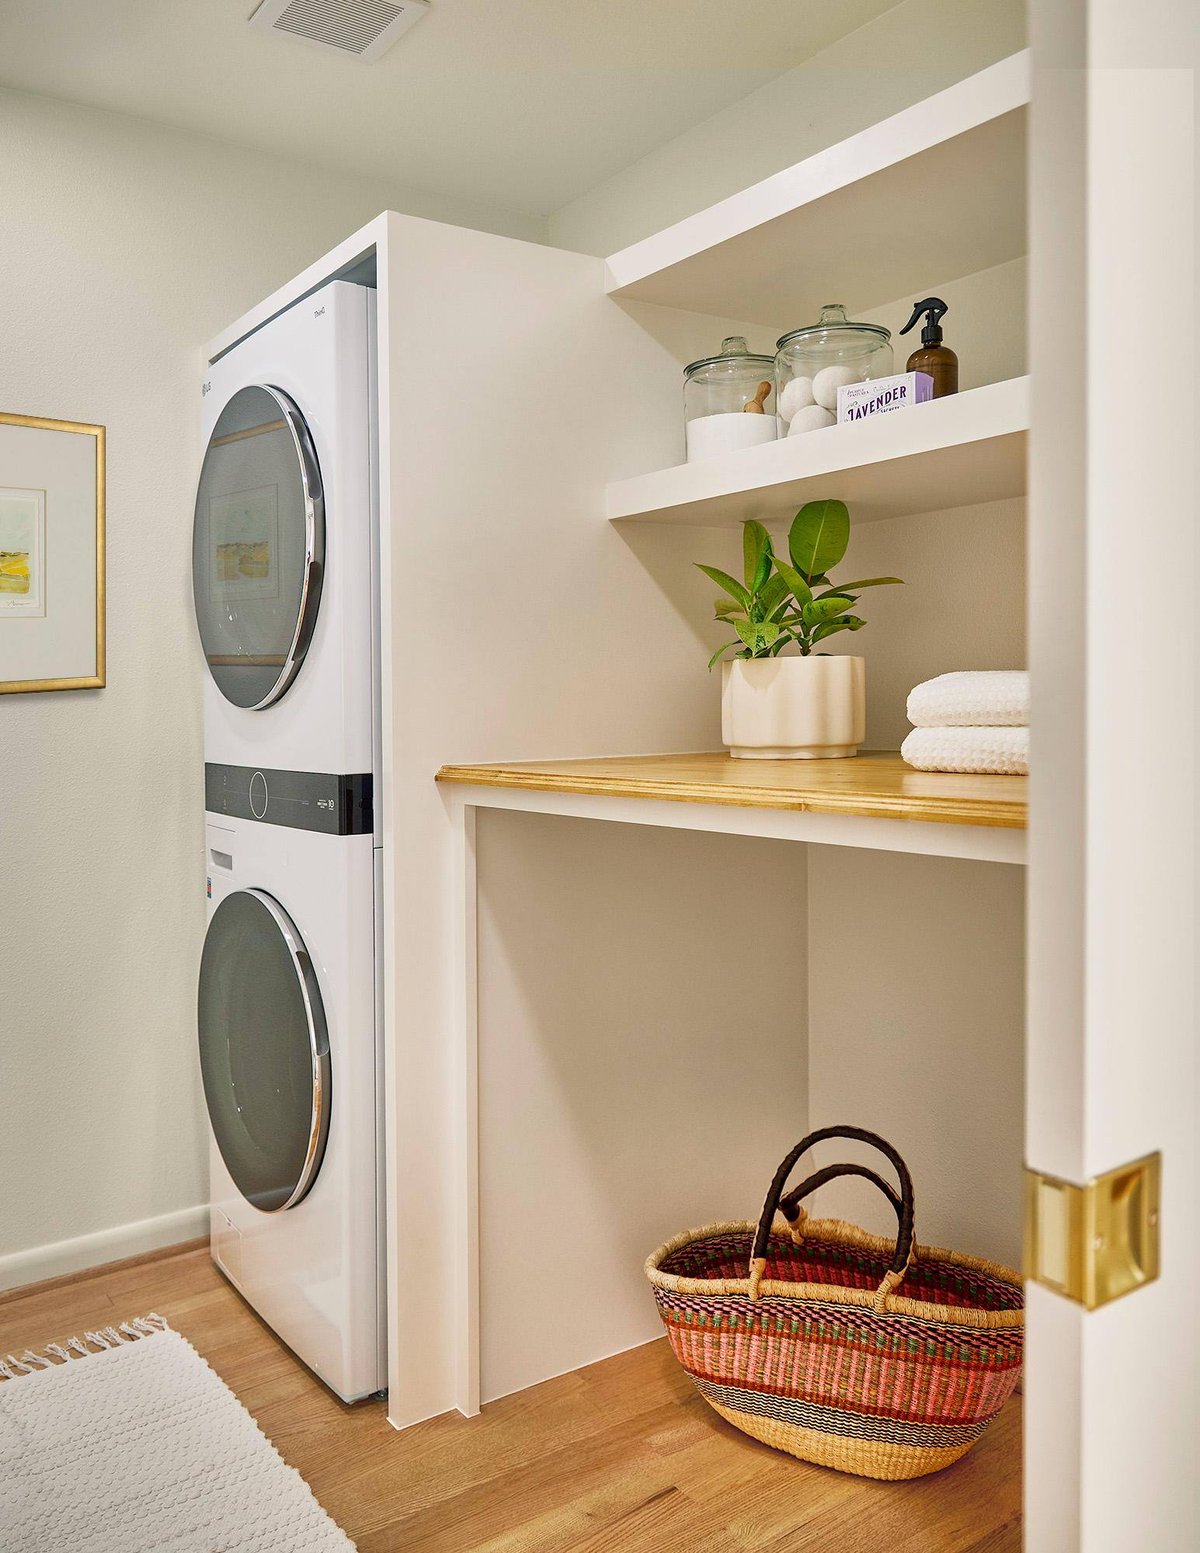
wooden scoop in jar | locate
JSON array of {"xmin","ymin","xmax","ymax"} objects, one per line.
[{"xmin": 743, "ymin": 380, "xmax": 773, "ymax": 413}]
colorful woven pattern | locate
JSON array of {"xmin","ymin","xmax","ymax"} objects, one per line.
[{"xmin": 645, "ymin": 1128, "xmax": 1024, "ymax": 1480}]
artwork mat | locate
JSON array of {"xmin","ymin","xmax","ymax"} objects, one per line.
[
  {"xmin": 0, "ymin": 412, "xmax": 104, "ymax": 694},
  {"xmin": 0, "ymin": 486, "xmax": 47, "ymax": 617}
]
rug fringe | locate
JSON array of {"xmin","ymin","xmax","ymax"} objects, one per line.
[{"xmin": 0, "ymin": 1313, "xmax": 168, "ymax": 1381}]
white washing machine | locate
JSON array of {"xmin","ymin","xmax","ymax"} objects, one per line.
[{"xmin": 193, "ymin": 279, "xmax": 384, "ymax": 1402}]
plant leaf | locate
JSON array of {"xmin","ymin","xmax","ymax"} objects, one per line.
[
  {"xmin": 788, "ymin": 500, "xmax": 850, "ymax": 579},
  {"xmin": 801, "ymin": 595, "xmax": 855, "ymax": 627},
  {"xmin": 817, "ymin": 576, "xmax": 902, "ymax": 596},
  {"xmin": 742, "ymin": 520, "xmax": 773, "ymax": 591},
  {"xmin": 772, "ymin": 559, "xmax": 813, "ymax": 607},
  {"xmin": 707, "ymin": 640, "xmax": 741, "ymax": 670},
  {"xmin": 734, "ymin": 617, "xmax": 780, "ymax": 655},
  {"xmin": 696, "ymin": 564, "xmax": 751, "ymax": 611},
  {"xmin": 758, "ymin": 573, "xmax": 789, "ymax": 614},
  {"xmin": 811, "ymin": 615, "xmax": 867, "ymax": 642},
  {"xmin": 713, "ymin": 598, "xmax": 742, "ymax": 620}
]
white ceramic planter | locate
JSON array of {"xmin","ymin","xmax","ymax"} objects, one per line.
[{"xmin": 721, "ymin": 655, "xmax": 866, "ymax": 759}]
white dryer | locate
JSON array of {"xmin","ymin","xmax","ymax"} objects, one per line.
[
  {"xmin": 193, "ymin": 280, "xmax": 384, "ymax": 1402},
  {"xmin": 193, "ymin": 279, "xmax": 376, "ymax": 776}
]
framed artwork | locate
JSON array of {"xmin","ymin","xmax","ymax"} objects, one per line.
[{"xmin": 0, "ymin": 411, "xmax": 105, "ymax": 693}]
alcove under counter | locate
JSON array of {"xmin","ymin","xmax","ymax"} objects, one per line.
[{"xmin": 435, "ymin": 748, "xmax": 1027, "ymax": 1417}]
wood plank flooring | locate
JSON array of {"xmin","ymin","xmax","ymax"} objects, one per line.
[{"xmin": 0, "ymin": 1243, "xmax": 1021, "ymax": 1551}]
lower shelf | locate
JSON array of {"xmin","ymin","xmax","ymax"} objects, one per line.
[{"xmin": 605, "ymin": 378, "xmax": 1030, "ymax": 529}]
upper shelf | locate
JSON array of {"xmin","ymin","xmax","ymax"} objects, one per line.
[
  {"xmin": 604, "ymin": 51, "xmax": 1029, "ymax": 325},
  {"xmin": 607, "ymin": 376, "xmax": 1028, "ymax": 527}
]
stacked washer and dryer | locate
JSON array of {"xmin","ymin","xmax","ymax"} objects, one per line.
[{"xmin": 191, "ymin": 280, "xmax": 385, "ymax": 1401}]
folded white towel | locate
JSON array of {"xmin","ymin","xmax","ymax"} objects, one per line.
[
  {"xmin": 901, "ymin": 726, "xmax": 1028, "ymax": 775},
  {"xmin": 906, "ymin": 670, "xmax": 1029, "ymax": 728}
]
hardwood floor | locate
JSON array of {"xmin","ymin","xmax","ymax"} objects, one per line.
[{"xmin": 0, "ymin": 1243, "xmax": 1021, "ymax": 1551}]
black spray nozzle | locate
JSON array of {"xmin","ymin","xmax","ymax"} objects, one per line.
[{"xmin": 901, "ymin": 296, "xmax": 949, "ymax": 346}]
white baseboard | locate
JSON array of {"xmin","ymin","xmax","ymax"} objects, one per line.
[{"xmin": 0, "ymin": 1205, "xmax": 210, "ymax": 1294}]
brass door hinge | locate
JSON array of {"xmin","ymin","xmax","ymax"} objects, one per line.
[{"xmin": 1024, "ymin": 1153, "xmax": 1160, "ymax": 1310}]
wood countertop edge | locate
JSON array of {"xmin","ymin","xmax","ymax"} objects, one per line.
[{"xmin": 435, "ymin": 763, "xmax": 1027, "ymax": 830}]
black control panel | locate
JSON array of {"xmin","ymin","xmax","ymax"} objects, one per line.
[{"xmin": 205, "ymin": 763, "xmax": 373, "ymax": 836}]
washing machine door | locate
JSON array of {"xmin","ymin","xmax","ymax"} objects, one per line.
[
  {"xmin": 198, "ymin": 889, "xmax": 331, "ymax": 1213},
  {"xmin": 192, "ymin": 384, "xmax": 324, "ymax": 710}
]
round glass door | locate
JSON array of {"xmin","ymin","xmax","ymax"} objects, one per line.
[
  {"xmin": 198, "ymin": 889, "xmax": 331, "ymax": 1213},
  {"xmin": 192, "ymin": 384, "xmax": 324, "ymax": 710}
]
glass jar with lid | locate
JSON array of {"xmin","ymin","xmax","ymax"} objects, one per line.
[
  {"xmin": 683, "ymin": 336, "xmax": 777, "ymax": 464},
  {"xmin": 774, "ymin": 305, "xmax": 893, "ymax": 436}
]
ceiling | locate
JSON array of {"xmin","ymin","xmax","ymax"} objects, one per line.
[{"xmin": 0, "ymin": 0, "xmax": 900, "ymax": 220}]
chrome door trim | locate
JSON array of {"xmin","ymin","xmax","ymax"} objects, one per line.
[
  {"xmin": 246, "ymin": 386, "xmax": 325, "ymax": 710},
  {"xmin": 243, "ymin": 888, "xmax": 331, "ymax": 1211}
]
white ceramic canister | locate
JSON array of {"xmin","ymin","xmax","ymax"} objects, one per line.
[
  {"xmin": 686, "ymin": 410, "xmax": 777, "ymax": 462},
  {"xmin": 721, "ymin": 655, "xmax": 866, "ymax": 759}
]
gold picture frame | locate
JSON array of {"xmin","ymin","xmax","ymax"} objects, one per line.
[{"xmin": 0, "ymin": 411, "xmax": 105, "ymax": 693}]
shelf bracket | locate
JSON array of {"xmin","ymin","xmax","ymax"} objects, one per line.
[{"xmin": 1024, "ymin": 1154, "xmax": 1160, "ymax": 1310}]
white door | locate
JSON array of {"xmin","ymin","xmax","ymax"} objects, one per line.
[{"xmin": 1026, "ymin": 4, "xmax": 1197, "ymax": 1548}]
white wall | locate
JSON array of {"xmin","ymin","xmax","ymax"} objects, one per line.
[
  {"xmin": 827, "ymin": 495, "xmax": 1027, "ymax": 750},
  {"xmin": 808, "ymin": 848, "xmax": 1026, "ymax": 1270},
  {"xmin": 548, "ymin": 0, "xmax": 1027, "ymax": 257},
  {"xmin": 0, "ymin": 88, "xmax": 535, "ymax": 1287},
  {"xmin": 475, "ymin": 811, "xmax": 807, "ymax": 1403}
]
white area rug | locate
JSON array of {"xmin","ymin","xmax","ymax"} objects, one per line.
[{"xmin": 0, "ymin": 1314, "xmax": 355, "ymax": 1551}]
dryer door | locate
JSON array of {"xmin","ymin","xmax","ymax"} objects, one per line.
[
  {"xmin": 198, "ymin": 888, "xmax": 331, "ymax": 1213},
  {"xmin": 192, "ymin": 384, "xmax": 324, "ymax": 710}
]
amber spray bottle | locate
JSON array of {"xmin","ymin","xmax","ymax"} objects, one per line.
[{"xmin": 900, "ymin": 297, "xmax": 958, "ymax": 397}]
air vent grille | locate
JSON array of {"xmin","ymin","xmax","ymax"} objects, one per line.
[{"xmin": 249, "ymin": 0, "xmax": 429, "ymax": 62}]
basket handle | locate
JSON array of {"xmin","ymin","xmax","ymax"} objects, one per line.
[
  {"xmin": 748, "ymin": 1126, "xmax": 916, "ymax": 1305},
  {"xmin": 778, "ymin": 1162, "xmax": 903, "ymax": 1228}
]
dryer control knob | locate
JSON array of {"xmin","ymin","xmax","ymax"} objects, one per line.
[{"xmin": 249, "ymin": 771, "xmax": 269, "ymax": 820}]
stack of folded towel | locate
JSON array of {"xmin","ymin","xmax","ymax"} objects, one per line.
[{"xmin": 901, "ymin": 671, "xmax": 1029, "ymax": 774}]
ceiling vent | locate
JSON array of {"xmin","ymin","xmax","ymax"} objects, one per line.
[{"xmin": 249, "ymin": 0, "xmax": 430, "ymax": 63}]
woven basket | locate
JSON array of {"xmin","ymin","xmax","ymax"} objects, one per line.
[{"xmin": 645, "ymin": 1125, "xmax": 1024, "ymax": 1481}]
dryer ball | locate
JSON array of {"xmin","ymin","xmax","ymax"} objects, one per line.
[
  {"xmin": 787, "ymin": 405, "xmax": 836, "ymax": 435},
  {"xmin": 777, "ymin": 375, "xmax": 816, "ymax": 424},
  {"xmin": 813, "ymin": 364, "xmax": 861, "ymax": 412}
]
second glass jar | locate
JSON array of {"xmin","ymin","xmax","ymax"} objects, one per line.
[{"xmin": 775, "ymin": 305, "xmax": 893, "ymax": 436}]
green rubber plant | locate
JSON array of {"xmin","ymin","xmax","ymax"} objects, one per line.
[{"xmin": 697, "ymin": 500, "xmax": 902, "ymax": 669}]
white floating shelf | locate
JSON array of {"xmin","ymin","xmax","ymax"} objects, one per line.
[
  {"xmin": 605, "ymin": 51, "xmax": 1029, "ymax": 325},
  {"xmin": 606, "ymin": 377, "xmax": 1029, "ymax": 528}
]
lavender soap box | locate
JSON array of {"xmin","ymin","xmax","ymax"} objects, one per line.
[{"xmin": 837, "ymin": 371, "xmax": 933, "ymax": 423}]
